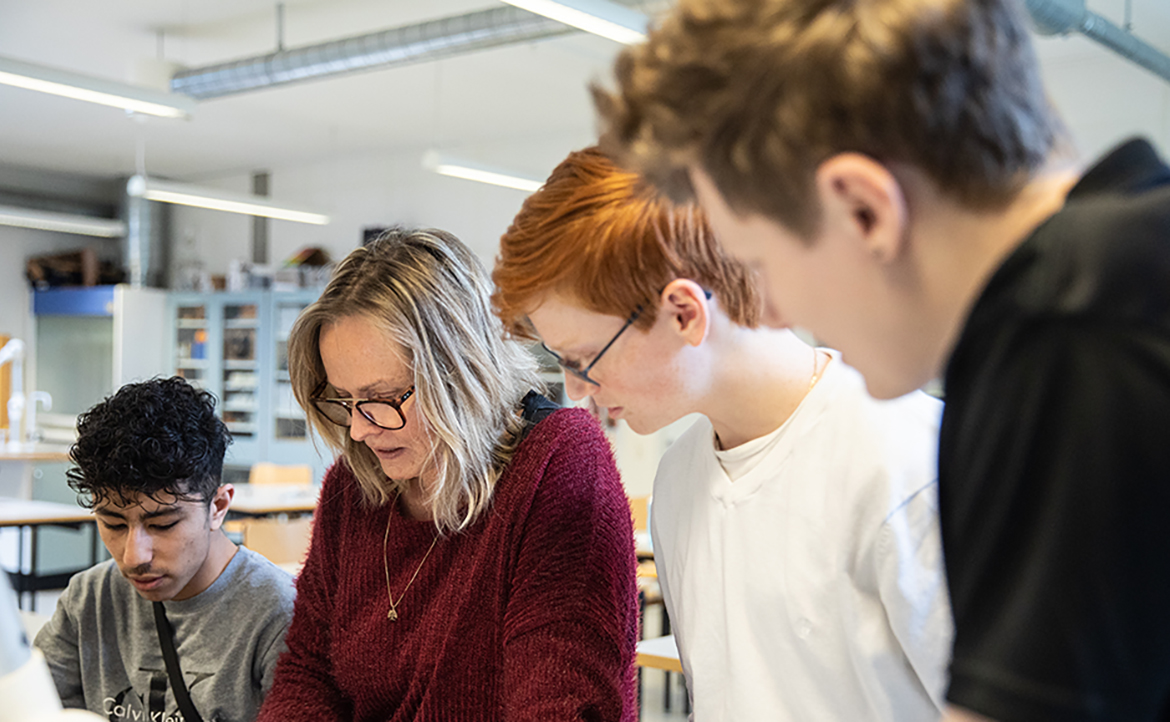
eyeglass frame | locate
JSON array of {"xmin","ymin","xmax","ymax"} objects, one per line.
[
  {"xmin": 540, "ymin": 305, "xmax": 643, "ymax": 387},
  {"xmin": 538, "ymin": 288, "xmax": 711, "ymax": 387},
  {"xmin": 309, "ymin": 381, "xmax": 416, "ymax": 431}
]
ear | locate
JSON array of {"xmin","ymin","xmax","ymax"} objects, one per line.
[
  {"xmin": 660, "ymin": 279, "xmax": 710, "ymax": 347},
  {"xmin": 208, "ymin": 484, "xmax": 234, "ymax": 531},
  {"xmin": 814, "ymin": 154, "xmax": 909, "ymax": 263}
]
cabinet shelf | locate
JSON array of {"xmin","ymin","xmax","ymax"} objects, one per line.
[{"xmin": 169, "ymin": 290, "xmax": 324, "ymax": 478}]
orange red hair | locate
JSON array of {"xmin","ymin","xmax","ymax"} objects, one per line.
[{"xmin": 492, "ymin": 146, "xmax": 761, "ymax": 337}]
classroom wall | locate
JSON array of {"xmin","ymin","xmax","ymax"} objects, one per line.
[
  {"xmin": 1038, "ymin": 35, "xmax": 1170, "ymax": 160},
  {"xmin": 167, "ymin": 136, "xmax": 590, "ymax": 281},
  {"xmin": 0, "ymin": 227, "xmax": 119, "ymax": 351}
]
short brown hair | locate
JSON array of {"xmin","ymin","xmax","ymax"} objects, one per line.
[
  {"xmin": 493, "ymin": 146, "xmax": 761, "ymax": 335},
  {"xmin": 594, "ymin": 0, "xmax": 1059, "ymax": 237}
]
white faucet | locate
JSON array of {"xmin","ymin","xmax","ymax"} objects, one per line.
[{"xmin": 26, "ymin": 391, "xmax": 51, "ymax": 444}]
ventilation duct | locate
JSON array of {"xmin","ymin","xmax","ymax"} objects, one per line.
[
  {"xmin": 172, "ymin": 6, "xmax": 573, "ymax": 100},
  {"xmin": 1025, "ymin": 0, "xmax": 1170, "ymax": 84}
]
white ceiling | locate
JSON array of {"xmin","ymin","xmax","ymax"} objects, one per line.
[
  {"xmin": 0, "ymin": 0, "xmax": 637, "ymax": 183},
  {"xmin": 0, "ymin": 0, "xmax": 1168, "ymax": 189}
]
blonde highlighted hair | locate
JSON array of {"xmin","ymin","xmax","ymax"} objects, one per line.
[{"xmin": 288, "ymin": 228, "xmax": 542, "ymax": 533}]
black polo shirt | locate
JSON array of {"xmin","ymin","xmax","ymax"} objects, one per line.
[{"xmin": 940, "ymin": 138, "xmax": 1170, "ymax": 722}]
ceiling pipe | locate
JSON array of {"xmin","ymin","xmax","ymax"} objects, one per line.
[
  {"xmin": 1025, "ymin": 0, "xmax": 1170, "ymax": 84},
  {"xmin": 171, "ymin": 6, "xmax": 573, "ymax": 100}
]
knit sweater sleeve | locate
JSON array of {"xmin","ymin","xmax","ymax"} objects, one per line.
[
  {"xmin": 501, "ymin": 409, "xmax": 639, "ymax": 722},
  {"xmin": 257, "ymin": 461, "xmax": 353, "ymax": 721}
]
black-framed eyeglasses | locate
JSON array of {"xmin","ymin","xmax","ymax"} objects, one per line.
[
  {"xmin": 310, "ymin": 381, "xmax": 415, "ymax": 431},
  {"xmin": 541, "ymin": 305, "xmax": 643, "ymax": 387}
]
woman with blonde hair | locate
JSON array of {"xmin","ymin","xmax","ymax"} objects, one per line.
[{"xmin": 258, "ymin": 228, "xmax": 638, "ymax": 721}]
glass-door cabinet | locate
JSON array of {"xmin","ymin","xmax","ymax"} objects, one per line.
[
  {"xmin": 167, "ymin": 291, "xmax": 325, "ymax": 481},
  {"xmin": 168, "ymin": 292, "xmax": 270, "ymax": 469},
  {"xmin": 267, "ymin": 291, "xmax": 323, "ymax": 469},
  {"xmin": 173, "ymin": 302, "xmax": 211, "ymax": 389},
  {"xmin": 220, "ymin": 298, "xmax": 265, "ymax": 458}
]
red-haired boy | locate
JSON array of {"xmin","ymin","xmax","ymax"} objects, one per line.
[{"xmin": 494, "ymin": 147, "xmax": 952, "ymax": 720}]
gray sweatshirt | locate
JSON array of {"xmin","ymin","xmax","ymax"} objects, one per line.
[{"xmin": 34, "ymin": 547, "xmax": 295, "ymax": 722}]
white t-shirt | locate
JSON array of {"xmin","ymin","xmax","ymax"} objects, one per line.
[{"xmin": 651, "ymin": 353, "xmax": 952, "ymax": 721}]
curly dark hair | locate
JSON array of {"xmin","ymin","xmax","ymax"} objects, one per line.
[{"xmin": 67, "ymin": 376, "xmax": 233, "ymax": 509}]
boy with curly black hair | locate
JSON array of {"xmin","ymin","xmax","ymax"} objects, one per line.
[{"xmin": 35, "ymin": 376, "xmax": 296, "ymax": 722}]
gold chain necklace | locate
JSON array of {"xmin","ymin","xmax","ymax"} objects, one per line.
[{"xmin": 383, "ymin": 491, "xmax": 440, "ymax": 622}]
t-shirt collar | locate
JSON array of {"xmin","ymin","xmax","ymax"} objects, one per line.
[{"xmin": 1067, "ymin": 137, "xmax": 1170, "ymax": 199}]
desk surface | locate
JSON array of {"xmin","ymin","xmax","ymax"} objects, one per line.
[
  {"xmin": 636, "ymin": 634, "xmax": 682, "ymax": 673},
  {"xmin": 230, "ymin": 483, "xmax": 319, "ymax": 515},
  {"xmin": 0, "ymin": 499, "xmax": 94, "ymax": 526},
  {"xmin": 0, "ymin": 444, "xmax": 71, "ymax": 463}
]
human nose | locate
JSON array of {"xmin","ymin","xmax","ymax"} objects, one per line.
[
  {"xmin": 348, "ymin": 405, "xmax": 381, "ymax": 442},
  {"xmin": 563, "ymin": 371, "xmax": 596, "ymax": 402},
  {"xmin": 122, "ymin": 526, "xmax": 153, "ymax": 569}
]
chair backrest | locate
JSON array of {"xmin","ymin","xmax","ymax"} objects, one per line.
[
  {"xmin": 248, "ymin": 462, "xmax": 312, "ymax": 486},
  {"xmin": 242, "ymin": 516, "xmax": 313, "ymax": 566},
  {"xmin": 629, "ymin": 495, "xmax": 650, "ymax": 532}
]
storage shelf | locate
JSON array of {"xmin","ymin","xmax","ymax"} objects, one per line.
[{"xmin": 170, "ymin": 291, "xmax": 324, "ymax": 478}]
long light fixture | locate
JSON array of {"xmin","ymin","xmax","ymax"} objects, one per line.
[
  {"xmin": 0, "ymin": 205, "xmax": 126, "ymax": 238},
  {"xmin": 127, "ymin": 176, "xmax": 330, "ymax": 225},
  {"xmin": 0, "ymin": 55, "xmax": 196, "ymax": 119},
  {"xmin": 500, "ymin": 0, "xmax": 648, "ymax": 44},
  {"xmin": 422, "ymin": 151, "xmax": 544, "ymax": 193}
]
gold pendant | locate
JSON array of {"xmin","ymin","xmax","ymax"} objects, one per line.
[{"xmin": 387, "ymin": 608, "xmax": 398, "ymax": 621}]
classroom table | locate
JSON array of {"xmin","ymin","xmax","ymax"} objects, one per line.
[
  {"xmin": 635, "ymin": 634, "xmax": 682, "ymax": 674},
  {"xmin": 0, "ymin": 499, "xmax": 97, "ymax": 611},
  {"xmin": 636, "ymin": 634, "xmax": 689, "ymax": 715},
  {"xmin": 228, "ymin": 483, "xmax": 319, "ymax": 517}
]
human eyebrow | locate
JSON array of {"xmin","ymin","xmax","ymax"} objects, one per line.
[
  {"xmin": 94, "ymin": 508, "xmax": 125, "ymax": 520},
  {"xmin": 356, "ymin": 383, "xmax": 411, "ymax": 399},
  {"xmin": 322, "ymin": 380, "xmax": 409, "ymax": 399},
  {"xmin": 142, "ymin": 507, "xmax": 183, "ymax": 520}
]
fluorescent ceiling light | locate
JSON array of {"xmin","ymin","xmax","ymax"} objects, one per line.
[
  {"xmin": 501, "ymin": 0, "xmax": 648, "ymax": 44},
  {"xmin": 422, "ymin": 151, "xmax": 543, "ymax": 193},
  {"xmin": 0, "ymin": 55, "xmax": 196, "ymax": 119},
  {"xmin": 0, "ymin": 205, "xmax": 126, "ymax": 238},
  {"xmin": 127, "ymin": 176, "xmax": 330, "ymax": 225}
]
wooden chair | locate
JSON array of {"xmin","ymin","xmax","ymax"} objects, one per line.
[
  {"xmin": 240, "ymin": 514, "xmax": 313, "ymax": 568},
  {"xmin": 223, "ymin": 462, "xmax": 315, "ymax": 570},
  {"xmin": 247, "ymin": 462, "xmax": 312, "ymax": 486}
]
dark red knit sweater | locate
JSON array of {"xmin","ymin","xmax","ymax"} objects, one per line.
[{"xmin": 258, "ymin": 408, "xmax": 639, "ymax": 721}]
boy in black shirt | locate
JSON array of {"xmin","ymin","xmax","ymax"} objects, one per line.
[{"xmin": 592, "ymin": 0, "xmax": 1170, "ymax": 720}]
